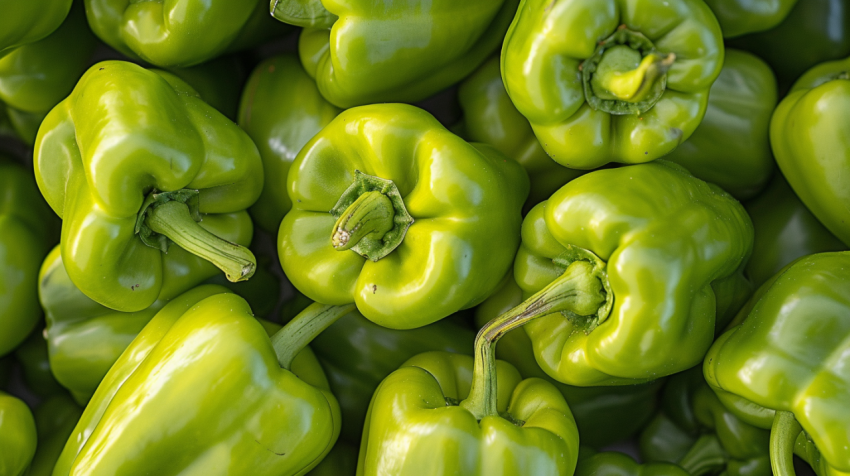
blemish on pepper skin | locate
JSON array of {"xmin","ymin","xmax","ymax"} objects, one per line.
[{"xmin": 372, "ymin": 284, "xmax": 378, "ymax": 294}]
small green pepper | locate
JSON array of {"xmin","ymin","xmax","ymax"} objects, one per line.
[
  {"xmin": 770, "ymin": 56, "xmax": 850, "ymax": 246},
  {"xmin": 238, "ymin": 54, "xmax": 340, "ymax": 233},
  {"xmin": 14, "ymin": 329, "xmax": 64, "ymax": 397},
  {"xmin": 276, "ymin": 0, "xmax": 519, "ymax": 108},
  {"xmin": 0, "ymin": 391, "xmax": 36, "ymax": 476},
  {"xmin": 501, "ymin": 0, "xmax": 724, "ymax": 168},
  {"xmin": 704, "ymin": 252, "xmax": 850, "ymax": 476},
  {"xmin": 34, "ymin": 61, "xmax": 263, "ymax": 313},
  {"xmin": 704, "ymin": 0, "xmax": 797, "ymax": 38},
  {"xmin": 577, "ymin": 449, "xmax": 690, "ymax": 476},
  {"xmin": 0, "ymin": 0, "xmax": 71, "ymax": 54},
  {"xmin": 28, "ymin": 394, "xmax": 83, "ymax": 476}
]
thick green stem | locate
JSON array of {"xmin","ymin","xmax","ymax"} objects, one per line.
[
  {"xmin": 331, "ymin": 191, "xmax": 395, "ymax": 251},
  {"xmin": 145, "ymin": 200, "xmax": 256, "ymax": 282},
  {"xmin": 271, "ymin": 302, "xmax": 355, "ymax": 370},
  {"xmin": 771, "ymin": 411, "xmax": 802, "ymax": 476},
  {"xmin": 591, "ymin": 47, "xmax": 675, "ymax": 103},
  {"xmin": 460, "ymin": 261, "xmax": 606, "ymax": 420},
  {"xmin": 678, "ymin": 434, "xmax": 728, "ymax": 476}
]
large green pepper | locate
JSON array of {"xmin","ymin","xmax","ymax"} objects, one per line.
[
  {"xmin": 85, "ymin": 0, "xmax": 288, "ymax": 67},
  {"xmin": 28, "ymin": 394, "xmax": 83, "ymax": 476},
  {"xmin": 39, "ymin": 245, "xmax": 278, "ymax": 403},
  {"xmin": 704, "ymin": 0, "xmax": 797, "ymax": 38},
  {"xmin": 474, "ymin": 276, "xmax": 662, "ymax": 448},
  {"xmin": 279, "ymin": 104, "xmax": 528, "ymax": 328},
  {"xmin": 34, "ymin": 60, "xmax": 263, "ymax": 313},
  {"xmin": 639, "ymin": 367, "xmax": 771, "ymax": 476},
  {"xmin": 744, "ymin": 175, "xmax": 846, "ymax": 288},
  {"xmin": 357, "ymin": 351, "xmax": 580, "ymax": 475},
  {"xmin": 664, "ymin": 49, "xmax": 776, "ymax": 200},
  {"xmin": 770, "ymin": 56, "xmax": 850, "ymax": 246},
  {"xmin": 0, "ymin": 391, "xmax": 36, "ymax": 476},
  {"xmin": 704, "ymin": 252, "xmax": 850, "ymax": 476},
  {"xmin": 507, "ymin": 161, "xmax": 752, "ymax": 386},
  {"xmin": 577, "ymin": 449, "xmax": 690, "ymax": 476},
  {"xmin": 54, "ymin": 284, "xmax": 343, "ymax": 475},
  {"xmin": 501, "ymin": 0, "xmax": 724, "ymax": 168},
  {"xmin": 309, "ymin": 307, "xmax": 475, "ymax": 442},
  {"xmin": 730, "ymin": 0, "xmax": 850, "ymax": 87},
  {"xmin": 0, "ymin": 0, "xmax": 71, "ymax": 54},
  {"xmin": 457, "ymin": 56, "xmax": 584, "ymax": 208},
  {"xmin": 0, "ymin": 158, "xmax": 58, "ymax": 357},
  {"xmin": 276, "ymin": 0, "xmax": 518, "ymax": 108},
  {"xmin": 238, "ymin": 54, "xmax": 340, "ymax": 233},
  {"xmin": 14, "ymin": 329, "xmax": 64, "ymax": 397},
  {"xmin": 0, "ymin": 4, "xmax": 97, "ymax": 145}
]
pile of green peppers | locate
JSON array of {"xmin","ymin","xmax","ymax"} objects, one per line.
[{"xmin": 0, "ymin": 1, "xmax": 848, "ymax": 475}]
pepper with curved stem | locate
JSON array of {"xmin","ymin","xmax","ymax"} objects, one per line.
[
  {"xmin": 771, "ymin": 412, "xmax": 803, "ymax": 476},
  {"xmin": 330, "ymin": 191, "xmax": 394, "ymax": 251},
  {"xmin": 461, "ymin": 260, "xmax": 606, "ymax": 420},
  {"xmin": 271, "ymin": 303, "xmax": 355, "ymax": 369}
]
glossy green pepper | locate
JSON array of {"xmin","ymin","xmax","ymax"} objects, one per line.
[
  {"xmin": 730, "ymin": 0, "xmax": 850, "ymax": 88},
  {"xmin": 277, "ymin": 0, "xmax": 518, "ymax": 108},
  {"xmin": 85, "ymin": 0, "xmax": 288, "ymax": 67},
  {"xmin": 639, "ymin": 367, "xmax": 771, "ymax": 476},
  {"xmin": 704, "ymin": 0, "xmax": 797, "ymax": 38},
  {"xmin": 507, "ymin": 161, "xmax": 752, "ymax": 386},
  {"xmin": 39, "ymin": 245, "xmax": 278, "ymax": 403},
  {"xmin": 704, "ymin": 252, "xmax": 850, "ymax": 476},
  {"xmin": 34, "ymin": 60, "xmax": 263, "ymax": 313},
  {"xmin": 357, "ymin": 351, "xmax": 580, "ymax": 475},
  {"xmin": 0, "ymin": 391, "xmax": 36, "ymax": 476},
  {"xmin": 14, "ymin": 329, "xmax": 64, "ymax": 397},
  {"xmin": 577, "ymin": 449, "xmax": 689, "ymax": 476},
  {"xmin": 0, "ymin": 4, "xmax": 97, "ymax": 145},
  {"xmin": 744, "ymin": 175, "xmax": 846, "ymax": 288},
  {"xmin": 501, "ymin": 0, "xmax": 724, "ymax": 168},
  {"xmin": 457, "ymin": 56, "xmax": 584, "ymax": 208},
  {"xmin": 238, "ymin": 54, "xmax": 340, "ymax": 233},
  {"xmin": 474, "ymin": 276, "xmax": 662, "ymax": 448},
  {"xmin": 28, "ymin": 394, "xmax": 83, "ymax": 476},
  {"xmin": 770, "ymin": 56, "xmax": 850, "ymax": 247},
  {"xmin": 0, "ymin": 0, "xmax": 71, "ymax": 54},
  {"xmin": 664, "ymin": 49, "xmax": 776, "ymax": 200},
  {"xmin": 309, "ymin": 307, "xmax": 475, "ymax": 442},
  {"xmin": 0, "ymin": 158, "xmax": 58, "ymax": 357},
  {"xmin": 54, "ymin": 284, "xmax": 344, "ymax": 475},
  {"xmin": 309, "ymin": 440, "xmax": 357, "ymax": 476},
  {"xmin": 279, "ymin": 104, "xmax": 528, "ymax": 328}
]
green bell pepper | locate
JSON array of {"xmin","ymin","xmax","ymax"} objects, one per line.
[
  {"xmin": 0, "ymin": 0, "xmax": 71, "ymax": 54},
  {"xmin": 238, "ymin": 54, "xmax": 340, "ymax": 233},
  {"xmin": 770, "ymin": 56, "xmax": 850, "ymax": 247},
  {"xmin": 0, "ymin": 3, "xmax": 97, "ymax": 145},
  {"xmin": 474, "ymin": 276, "xmax": 662, "ymax": 448},
  {"xmin": 357, "ymin": 351, "xmax": 580, "ymax": 475},
  {"xmin": 54, "ymin": 284, "xmax": 345, "ymax": 475},
  {"xmin": 639, "ymin": 367, "xmax": 771, "ymax": 476},
  {"xmin": 501, "ymin": 0, "xmax": 724, "ymax": 169},
  {"xmin": 0, "ymin": 158, "xmax": 58, "ymax": 357},
  {"xmin": 577, "ymin": 449, "xmax": 690, "ymax": 476},
  {"xmin": 85, "ymin": 0, "xmax": 288, "ymax": 67},
  {"xmin": 730, "ymin": 0, "xmax": 850, "ymax": 88},
  {"xmin": 704, "ymin": 0, "xmax": 797, "ymax": 38},
  {"xmin": 0, "ymin": 391, "xmax": 36, "ymax": 476},
  {"xmin": 278, "ymin": 0, "xmax": 518, "ymax": 108},
  {"xmin": 39, "ymin": 245, "xmax": 278, "ymax": 403},
  {"xmin": 279, "ymin": 104, "xmax": 528, "ymax": 328},
  {"xmin": 14, "ymin": 329, "xmax": 64, "ymax": 397},
  {"xmin": 309, "ymin": 306, "xmax": 475, "ymax": 442},
  {"xmin": 34, "ymin": 60, "xmax": 263, "ymax": 313},
  {"xmin": 507, "ymin": 161, "xmax": 752, "ymax": 386},
  {"xmin": 28, "ymin": 394, "xmax": 83, "ymax": 476},
  {"xmin": 664, "ymin": 49, "xmax": 776, "ymax": 200},
  {"xmin": 704, "ymin": 252, "xmax": 850, "ymax": 476},
  {"xmin": 744, "ymin": 175, "xmax": 846, "ymax": 288},
  {"xmin": 309, "ymin": 440, "xmax": 357, "ymax": 476},
  {"xmin": 457, "ymin": 56, "xmax": 584, "ymax": 208}
]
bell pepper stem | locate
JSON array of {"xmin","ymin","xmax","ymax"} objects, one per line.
[
  {"xmin": 271, "ymin": 302, "xmax": 355, "ymax": 370},
  {"xmin": 678, "ymin": 434, "xmax": 727, "ymax": 476},
  {"xmin": 460, "ymin": 261, "xmax": 606, "ymax": 420},
  {"xmin": 331, "ymin": 191, "xmax": 395, "ymax": 251},
  {"xmin": 145, "ymin": 200, "xmax": 256, "ymax": 282},
  {"xmin": 592, "ymin": 50, "xmax": 676, "ymax": 103},
  {"xmin": 771, "ymin": 411, "xmax": 802, "ymax": 476}
]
